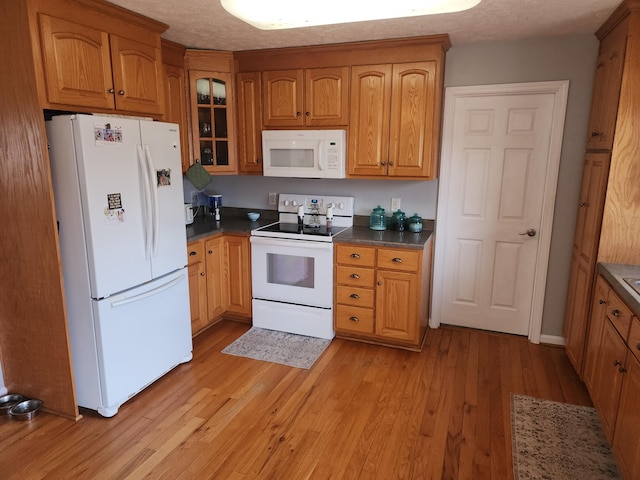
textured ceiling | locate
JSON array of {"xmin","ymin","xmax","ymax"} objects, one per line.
[{"xmin": 110, "ymin": 0, "xmax": 621, "ymax": 51}]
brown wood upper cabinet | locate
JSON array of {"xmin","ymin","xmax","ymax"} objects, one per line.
[
  {"xmin": 236, "ymin": 71, "xmax": 263, "ymax": 173},
  {"xmin": 348, "ymin": 62, "xmax": 439, "ymax": 179},
  {"xmin": 33, "ymin": 9, "xmax": 166, "ymax": 116},
  {"xmin": 262, "ymin": 67, "xmax": 349, "ymax": 127}
]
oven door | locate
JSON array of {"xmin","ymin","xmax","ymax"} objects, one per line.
[{"xmin": 250, "ymin": 236, "xmax": 333, "ymax": 308}]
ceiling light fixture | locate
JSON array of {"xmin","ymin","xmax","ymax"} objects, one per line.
[{"xmin": 220, "ymin": 0, "xmax": 482, "ymax": 30}]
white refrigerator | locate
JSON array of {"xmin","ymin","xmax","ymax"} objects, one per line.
[{"xmin": 46, "ymin": 114, "xmax": 192, "ymax": 417}]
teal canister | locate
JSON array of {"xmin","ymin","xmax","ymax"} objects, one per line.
[
  {"xmin": 391, "ymin": 209, "xmax": 406, "ymax": 231},
  {"xmin": 408, "ymin": 213, "xmax": 423, "ymax": 232},
  {"xmin": 369, "ymin": 205, "xmax": 387, "ymax": 230}
]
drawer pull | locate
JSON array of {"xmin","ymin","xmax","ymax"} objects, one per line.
[
  {"xmin": 612, "ymin": 309, "xmax": 620, "ymax": 317},
  {"xmin": 349, "ymin": 316, "xmax": 360, "ymax": 322},
  {"xmin": 350, "ymin": 273, "xmax": 360, "ymax": 279},
  {"xmin": 619, "ymin": 366, "xmax": 627, "ymax": 374},
  {"xmin": 392, "ymin": 257, "xmax": 403, "ymax": 263},
  {"xmin": 350, "ymin": 253, "xmax": 360, "ymax": 259},
  {"xmin": 189, "ymin": 251, "xmax": 197, "ymax": 256},
  {"xmin": 208, "ymin": 250, "xmax": 213, "ymax": 254},
  {"xmin": 599, "ymin": 299, "xmax": 606, "ymax": 305},
  {"xmin": 350, "ymin": 293, "xmax": 360, "ymax": 299},
  {"xmin": 614, "ymin": 360, "xmax": 622, "ymax": 367}
]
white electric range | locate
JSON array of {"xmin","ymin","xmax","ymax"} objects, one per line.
[{"xmin": 250, "ymin": 194, "xmax": 355, "ymax": 339}]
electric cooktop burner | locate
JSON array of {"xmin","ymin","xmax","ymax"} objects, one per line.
[{"xmin": 253, "ymin": 222, "xmax": 349, "ymax": 238}]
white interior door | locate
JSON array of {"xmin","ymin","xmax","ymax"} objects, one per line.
[{"xmin": 432, "ymin": 82, "xmax": 568, "ymax": 340}]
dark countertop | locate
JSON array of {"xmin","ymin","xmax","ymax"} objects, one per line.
[
  {"xmin": 598, "ymin": 263, "xmax": 640, "ymax": 317},
  {"xmin": 186, "ymin": 209, "xmax": 434, "ymax": 249}
]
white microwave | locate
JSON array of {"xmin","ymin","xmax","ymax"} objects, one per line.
[{"xmin": 262, "ymin": 129, "xmax": 346, "ymax": 179}]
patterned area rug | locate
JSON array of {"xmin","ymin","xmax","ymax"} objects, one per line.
[
  {"xmin": 511, "ymin": 395, "xmax": 621, "ymax": 480},
  {"xmin": 222, "ymin": 327, "xmax": 331, "ymax": 369}
]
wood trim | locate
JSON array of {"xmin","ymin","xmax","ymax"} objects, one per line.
[
  {"xmin": 235, "ymin": 35, "xmax": 450, "ymax": 72},
  {"xmin": 596, "ymin": 0, "xmax": 640, "ymax": 39},
  {"xmin": 185, "ymin": 49, "xmax": 235, "ymax": 73},
  {"xmin": 162, "ymin": 38, "xmax": 186, "ymax": 68},
  {"xmin": 1, "ymin": 0, "xmax": 79, "ymax": 420}
]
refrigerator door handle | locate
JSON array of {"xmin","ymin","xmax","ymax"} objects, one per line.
[
  {"xmin": 110, "ymin": 272, "xmax": 186, "ymax": 308},
  {"xmin": 143, "ymin": 144, "xmax": 160, "ymax": 257},
  {"xmin": 137, "ymin": 145, "xmax": 153, "ymax": 259}
]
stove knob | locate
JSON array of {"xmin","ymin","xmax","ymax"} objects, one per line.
[
  {"xmin": 283, "ymin": 200, "xmax": 290, "ymax": 206},
  {"xmin": 327, "ymin": 202, "xmax": 335, "ymax": 208},
  {"xmin": 338, "ymin": 202, "xmax": 345, "ymax": 210},
  {"xmin": 292, "ymin": 200, "xmax": 298, "ymax": 207}
]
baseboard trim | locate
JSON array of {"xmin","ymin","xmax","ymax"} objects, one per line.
[{"xmin": 539, "ymin": 334, "xmax": 565, "ymax": 346}]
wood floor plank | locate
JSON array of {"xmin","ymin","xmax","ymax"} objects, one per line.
[{"xmin": 0, "ymin": 321, "xmax": 593, "ymax": 479}]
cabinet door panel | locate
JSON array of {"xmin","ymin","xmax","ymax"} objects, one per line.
[
  {"xmin": 305, "ymin": 67, "xmax": 349, "ymax": 126},
  {"xmin": 563, "ymin": 253, "xmax": 593, "ymax": 374},
  {"xmin": 583, "ymin": 276, "xmax": 609, "ymax": 394},
  {"xmin": 612, "ymin": 351, "xmax": 640, "ymax": 480},
  {"xmin": 224, "ymin": 236, "xmax": 252, "ymax": 317},
  {"xmin": 262, "ymin": 69, "xmax": 304, "ymax": 127},
  {"xmin": 577, "ymin": 153, "xmax": 610, "ymax": 262},
  {"xmin": 38, "ymin": 14, "xmax": 115, "ymax": 109},
  {"xmin": 110, "ymin": 35, "xmax": 164, "ymax": 114},
  {"xmin": 237, "ymin": 72, "xmax": 263, "ymax": 173},
  {"xmin": 388, "ymin": 62, "xmax": 436, "ymax": 178},
  {"xmin": 348, "ymin": 64, "xmax": 392, "ymax": 176},
  {"xmin": 205, "ymin": 237, "xmax": 225, "ymax": 320},
  {"xmin": 163, "ymin": 63, "xmax": 189, "ymax": 173},
  {"xmin": 375, "ymin": 270, "xmax": 418, "ymax": 343}
]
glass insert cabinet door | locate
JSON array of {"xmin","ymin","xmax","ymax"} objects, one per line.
[{"xmin": 189, "ymin": 70, "xmax": 236, "ymax": 172}]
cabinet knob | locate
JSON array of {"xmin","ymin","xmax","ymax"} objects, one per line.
[
  {"xmin": 392, "ymin": 257, "xmax": 403, "ymax": 263},
  {"xmin": 619, "ymin": 366, "xmax": 627, "ymax": 374},
  {"xmin": 612, "ymin": 309, "xmax": 620, "ymax": 317},
  {"xmin": 377, "ymin": 281, "xmax": 382, "ymax": 286},
  {"xmin": 350, "ymin": 253, "xmax": 360, "ymax": 259},
  {"xmin": 256, "ymin": 159, "xmax": 261, "ymax": 164},
  {"xmin": 349, "ymin": 316, "xmax": 360, "ymax": 322},
  {"xmin": 579, "ymin": 201, "xmax": 588, "ymax": 207},
  {"xmin": 599, "ymin": 299, "xmax": 606, "ymax": 304},
  {"xmin": 305, "ymin": 111, "xmax": 310, "ymax": 116},
  {"xmin": 200, "ymin": 272, "xmax": 205, "ymax": 277},
  {"xmin": 614, "ymin": 360, "xmax": 622, "ymax": 367},
  {"xmin": 208, "ymin": 250, "xmax": 213, "ymax": 254},
  {"xmin": 189, "ymin": 251, "xmax": 197, "ymax": 256},
  {"xmin": 381, "ymin": 161, "xmax": 386, "ymax": 166},
  {"xmin": 349, "ymin": 273, "xmax": 360, "ymax": 279},
  {"xmin": 296, "ymin": 111, "xmax": 301, "ymax": 117},
  {"xmin": 108, "ymin": 88, "xmax": 115, "ymax": 94},
  {"xmin": 349, "ymin": 293, "xmax": 360, "ymax": 299},
  {"xmin": 118, "ymin": 90, "xmax": 125, "ymax": 95},
  {"xmin": 636, "ymin": 343, "xmax": 640, "ymax": 351},
  {"xmin": 591, "ymin": 131, "xmax": 601, "ymax": 137},
  {"xmin": 388, "ymin": 161, "xmax": 394, "ymax": 166}
]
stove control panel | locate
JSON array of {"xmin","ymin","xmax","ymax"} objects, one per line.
[{"xmin": 278, "ymin": 194, "xmax": 354, "ymax": 217}]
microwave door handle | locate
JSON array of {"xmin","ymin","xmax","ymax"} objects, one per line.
[{"xmin": 318, "ymin": 141, "xmax": 324, "ymax": 171}]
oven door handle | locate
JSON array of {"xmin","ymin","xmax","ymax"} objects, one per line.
[{"xmin": 250, "ymin": 236, "xmax": 332, "ymax": 250}]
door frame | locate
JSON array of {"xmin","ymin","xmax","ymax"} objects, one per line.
[{"xmin": 431, "ymin": 81, "xmax": 569, "ymax": 343}]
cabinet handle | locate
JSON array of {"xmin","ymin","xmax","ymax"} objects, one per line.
[
  {"xmin": 296, "ymin": 111, "xmax": 301, "ymax": 117},
  {"xmin": 305, "ymin": 111, "xmax": 310, "ymax": 117},
  {"xmin": 208, "ymin": 250, "xmax": 213, "ymax": 254},
  {"xmin": 614, "ymin": 360, "xmax": 622, "ymax": 367},
  {"xmin": 377, "ymin": 281, "xmax": 382, "ymax": 286},
  {"xmin": 350, "ymin": 293, "xmax": 360, "ymax": 299},
  {"xmin": 599, "ymin": 299, "xmax": 606, "ymax": 304},
  {"xmin": 619, "ymin": 366, "xmax": 627, "ymax": 374},
  {"xmin": 612, "ymin": 309, "xmax": 620, "ymax": 317},
  {"xmin": 381, "ymin": 161, "xmax": 386, "ymax": 166},
  {"xmin": 636, "ymin": 343, "xmax": 640, "ymax": 351},
  {"xmin": 392, "ymin": 257, "xmax": 403, "ymax": 263},
  {"xmin": 118, "ymin": 90, "xmax": 125, "ymax": 95},
  {"xmin": 189, "ymin": 251, "xmax": 197, "ymax": 256},
  {"xmin": 388, "ymin": 161, "xmax": 394, "ymax": 166},
  {"xmin": 349, "ymin": 273, "xmax": 360, "ymax": 279},
  {"xmin": 349, "ymin": 316, "xmax": 360, "ymax": 322},
  {"xmin": 591, "ymin": 131, "xmax": 601, "ymax": 137},
  {"xmin": 256, "ymin": 159, "xmax": 261, "ymax": 163},
  {"xmin": 579, "ymin": 201, "xmax": 587, "ymax": 207},
  {"xmin": 108, "ymin": 88, "xmax": 115, "ymax": 94},
  {"xmin": 200, "ymin": 272, "xmax": 205, "ymax": 277},
  {"xmin": 350, "ymin": 253, "xmax": 360, "ymax": 259}
]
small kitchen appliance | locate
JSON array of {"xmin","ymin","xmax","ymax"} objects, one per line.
[
  {"xmin": 185, "ymin": 203, "xmax": 194, "ymax": 225},
  {"xmin": 207, "ymin": 193, "xmax": 222, "ymax": 220},
  {"xmin": 250, "ymin": 193, "xmax": 355, "ymax": 339}
]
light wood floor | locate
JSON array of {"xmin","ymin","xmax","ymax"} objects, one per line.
[{"xmin": 0, "ymin": 320, "xmax": 590, "ymax": 479}]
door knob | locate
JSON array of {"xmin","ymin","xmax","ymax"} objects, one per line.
[{"xmin": 519, "ymin": 229, "xmax": 537, "ymax": 237}]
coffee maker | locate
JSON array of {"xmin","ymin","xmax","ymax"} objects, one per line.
[{"xmin": 206, "ymin": 194, "xmax": 222, "ymax": 220}]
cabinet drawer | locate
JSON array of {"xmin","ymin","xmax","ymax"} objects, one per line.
[
  {"xmin": 606, "ymin": 291, "xmax": 633, "ymax": 339},
  {"xmin": 336, "ymin": 245, "xmax": 376, "ymax": 267},
  {"xmin": 628, "ymin": 317, "xmax": 640, "ymax": 362},
  {"xmin": 187, "ymin": 241, "xmax": 204, "ymax": 265},
  {"xmin": 336, "ymin": 265, "xmax": 375, "ymax": 287},
  {"xmin": 335, "ymin": 305, "xmax": 374, "ymax": 334},
  {"xmin": 336, "ymin": 286, "xmax": 374, "ymax": 308},
  {"xmin": 377, "ymin": 248, "xmax": 420, "ymax": 272}
]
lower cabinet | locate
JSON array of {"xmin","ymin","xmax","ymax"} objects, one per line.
[
  {"xmin": 187, "ymin": 234, "xmax": 252, "ymax": 336},
  {"xmin": 584, "ymin": 273, "xmax": 640, "ymax": 477},
  {"xmin": 334, "ymin": 238, "xmax": 432, "ymax": 350}
]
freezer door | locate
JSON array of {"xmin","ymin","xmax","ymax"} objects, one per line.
[
  {"xmin": 91, "ymin": 268, "xmax": 192, "ymax": 417},
  {"xmin": 72, "ymin": 115, "xmax": 152, "ymax": 298},
  {"xmin": 139, "ymin": 120, "xmax": 188, "ymax": 278}
]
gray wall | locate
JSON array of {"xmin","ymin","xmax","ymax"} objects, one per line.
[{"xmin": 203, "ymin": 34, "xmax": 598, "ymax": 338}]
